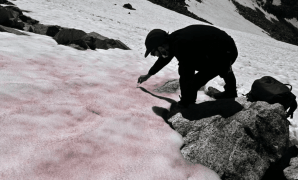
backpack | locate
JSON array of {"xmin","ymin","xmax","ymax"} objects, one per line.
[{"xmin": 245, "ymin": 76, "xmax": 297, "ymax": 119}]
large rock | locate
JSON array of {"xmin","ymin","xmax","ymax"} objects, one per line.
[
  {"xmin": 168, "ymin": 97, "xmax": 290, "ymax": 180},
  {"xmin": 53, "ymin": 28, "xmax": 87, "ymax": 45},
  {"xmin": 284, "ymin": 156, "xmax": 298, "ymax": 180},
  {"xmin": 33, "ymin": 24, "xmax": 61, "ymax": 37},
  {"xmin": 53, "ymin": 29, "xmax": 130, "ymax": 50},
  {"xmin": 0, "ymin": 6, "xmax": 24, "ymax": 29},
  {"xmin": 87, "ymin": 32, "xmax": 131, "ymax": 50},
  {"xmin": 0, "ymin": 6, "xmax": 18, "ymax": 24},
  {"xmin": 154, "ymin": 79, "xmax": 180, "ymax": 93}
]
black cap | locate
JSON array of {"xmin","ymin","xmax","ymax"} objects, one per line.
[{"xmin": 144, "ymin": 29, "xmax": 168, "ymax": 58}]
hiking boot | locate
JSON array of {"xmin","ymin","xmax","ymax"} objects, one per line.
[{"xmin": 213, "ymin": 91, "xmax": 237, "ymax": 99}]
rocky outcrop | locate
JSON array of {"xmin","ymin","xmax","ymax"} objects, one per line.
[
  {"xmin": 0, "ymin": 1, "xmax": 131, "ymax": 50},
  {"xmin": 284, "ymin": 156, "xmax": 298, "ymax": 180},
  {"xmin": 87, "ymin": 32, "xmax": 131, "ymax": 50},
  {"xmin": 231, "ymin": 0, "xmax": 298, "ymax": 46},
  {"xmin": 168, "ymin": 97, "xmax": 290, "ymax": 180},
  {"xmin": 0, "ymin": 5, "xmax": 24, "ymax": 29},
  {"xmin": 53, "ymin": 29, "xmax": 130, "ymax": 50}
]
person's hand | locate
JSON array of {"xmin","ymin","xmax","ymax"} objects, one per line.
[{"xmin": 138, "ymin": 74, "xmax": 151, "ymax": 84}]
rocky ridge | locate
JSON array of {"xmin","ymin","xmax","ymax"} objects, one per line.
[{"xmin": 232, "ymin": 0, "xmax": 298, "ymax": 46}]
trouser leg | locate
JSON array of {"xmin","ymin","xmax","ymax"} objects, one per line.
[
  {"xmin": 179, "ymin": 65, "xmax": 218, "ymax": 105},
  {"xmin": 213, "ymin": 68, "xmax": 237, "ymax": 99},
  {"xmin": 178, "ymin": 66, "xmax": 196, "ymax": 105},
  {"xmin": 222, "ymin": 69, "xmax": 237, "ymax": 95},
  {"xmin": 212, "ymin": 39, "xmax": 238, "ymax": 99}
]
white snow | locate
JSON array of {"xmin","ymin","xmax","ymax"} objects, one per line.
[
  {"xmin": 272, "ymin": 0, "xmax": 282, "ymax": 6},
  {"xmin": 186, "ymin": 0, "xmax": 278, "ymax": 35},
  {"xmin": 0, "ymin": 0, "xmax": 297, "ymax": 179},
  {"xmin": 286, "ymin": 18, "xmax": 298, "ymax": 29}
]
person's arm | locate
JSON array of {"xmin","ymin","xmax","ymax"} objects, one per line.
[
  {"xmin": 148, "ymin": 55, "xmax": 174, "ymax": 75},
  {"xmin": 137, "ymin": 55, "xmax": 174, "ymax": 85}
]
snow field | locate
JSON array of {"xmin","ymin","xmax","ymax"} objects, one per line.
[{"xmin": 0, "ymin": 0, "xmax": 297, "ymax": 179}]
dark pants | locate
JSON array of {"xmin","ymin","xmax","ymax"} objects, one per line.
[{"xmin": 178, "ymin": 39, "xmax": 238, "ymax": 104}]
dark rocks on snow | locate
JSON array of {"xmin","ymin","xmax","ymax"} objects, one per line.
[
  {"xmin": 231, "ymin": 0, "xmax": 298, "ymax": 46},
  {"xmin": 0, "ymin": 24, "xmax": 28, "ymax": 35},
  {"xmin": 53, "ymin": 28, "xmax": 88, "ymax": 49},
  {"xmin": 46, "ymin": 25, "xmax": 61, "ymax": 37},
  {"xmin": 123, "ymin": 3, "xmax": 136, "ymax": 10},
  {"xmin": 168, "ymin": 97, "xmax": 291, "ymax": 180},
  {"xmin": 0, "ymin": 5, "xmax": 31, "ymax": 30},
  {"xmin": 19, "ymin": 14, "xmax": 39, "ymax": 24},
  {"xmin": 87, "ymin": 31, "xmax": 130, "ymax": 50},
  {"xmin": 53, "ymin": 29, "xmax": 130, "ymax": 50},
  {"xmin": 0, "ymin": 1, "xmax": 131, "ymax": 51},
  {"xmin": 0, "ymin": 6, "xmax": 18, "ymax": 23},
  {"xmin": 31, "ymin": 24, "xmax": 61, "ymax": 37}
]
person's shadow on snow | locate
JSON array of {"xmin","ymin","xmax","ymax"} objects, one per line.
[{"xmin": 137, "ymin": 87, "xmax": 243, "ymax": 129}]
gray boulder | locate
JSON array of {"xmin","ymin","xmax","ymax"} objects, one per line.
[
  {"xmin": 0, "ymin": 6, "xmax": 18, "ymax": 24},
  {"xmin": 168, "ymin": 97, "xmax": 290, "ymax": 180},
  {"xmin": 284, "ymin": 156, "xmax": 298, "ymax": 180},
  {"xmin": 33, "ymin": 24, "xmax": 61, "ymax": 37},
  {"xmin": 53, "ymin": 28, "xmax": 86, "ymax": 45},
  {"xmin": 87, "ymin": 32, "xmax": 131, "ymax": 50},
  {"xmin": 0, "ymin": 6, "xmax": 24, "ymax": 29},
  {"xmin": 154, "ymin": 79, "xmax": 180, "ymax": 93}
]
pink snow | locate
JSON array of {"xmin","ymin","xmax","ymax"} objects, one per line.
[{"xmin": 0, "ymin": 0, "xmax": 297, "ymax": 179}]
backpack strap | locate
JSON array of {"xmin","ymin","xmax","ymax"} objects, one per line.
[
  {"xmin": 284, "ymin": 84, "xmax": 292, "ymax": 91},
  {"xmin": 286, "ymin": 100, "xmax": 297, "ymax": 119}
]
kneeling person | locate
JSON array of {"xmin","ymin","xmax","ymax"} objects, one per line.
[{"xmin": 138, "ymin": 25, "xmax": 239, "ymax": 108}]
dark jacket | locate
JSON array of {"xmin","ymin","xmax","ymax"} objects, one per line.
[{"xmin": 148, "ymin": 25, "xmax": 237, "ymax": 75}]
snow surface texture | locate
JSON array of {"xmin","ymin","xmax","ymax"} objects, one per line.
[
  {"xmin": 272, "ymin": 0, "xmax": 281, "ymax": 6},
  {"xmin": 286, "ymin": 18, "xmax": 298, "ymax": 29},
  {"xmin": 186, "ymin": 0, "xmax": 278, "ymax": 36},
  {"xmin": 0, "ymin": 0, "xmax": 297, "ymax": 179}
]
